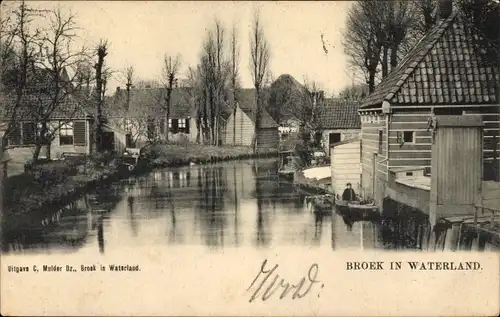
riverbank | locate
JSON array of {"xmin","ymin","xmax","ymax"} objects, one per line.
[
  {"xmin": 2, "ymin": 144, "xmax": 279, "ymax": 231},
  {"xmin": 145, "ymin": 144, "xmax": 279, "ymax": 168}
]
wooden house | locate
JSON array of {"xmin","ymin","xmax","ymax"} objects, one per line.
[
  {"xmin": 1, "ymin": 69, "xmax": 94, "ymax": 164},
  {"xmin": 224, "ymin": 89, "xmax": 279, "ymax": 151},
  {"xmin": 358, "ymin": 5, "xmax": 499, "ymax": 205},
  {"xmin": 106, "ymin": 87, "xmax": 197, "ymax": 148},
  {"xmin": 317, "ymin": 99, "xmax": 361, "ymax": 155},
  {"xmin": 330, "ymin": 138, "xmax": 361, "ymax": 197}
]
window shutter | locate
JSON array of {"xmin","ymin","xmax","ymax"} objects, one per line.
[
  {"xmin": 185, "ymin": 118, "xmax": 190, "ymax": 133},
  {"xmin": 8, "ymin": 122, "xmax": 21, "ymax": 146},
  {"xmin": 172, "ymin": 119, "xmax": 179, "ymax": 133},
  {"xmin": 73, "ymin": 121, "xmax": 87, "ymax": 146}
]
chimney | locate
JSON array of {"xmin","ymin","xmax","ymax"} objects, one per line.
[{"xmin": 438, "ymin": 0, "xmax": 453, "ymax": 20}]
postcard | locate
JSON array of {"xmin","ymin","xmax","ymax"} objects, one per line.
[{"xmin": 1, "ymin": 0, "xmax": 499, "ymax": 316}]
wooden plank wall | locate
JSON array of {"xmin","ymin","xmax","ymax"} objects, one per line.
[
  {"xmin": 431, "ymin": 127, "xmax": 483, "ymax": 206},
  {"xmin": 389, "ymin": 112, "xmax": 432, "ymax": 169},
  {"xmin": 257, "ymin": 129, "xmax": 279, "ymax": 151},
  {"xmin": 224, "ymin": 107, "xmax": 254, "ymax": 147},
  {"xmin": 331, "ymin": 140, "xmax": 361, "ymax": 196},
  {"xmin": 360, "ymin": 115, "xmax": 387, "ymax": 200}
]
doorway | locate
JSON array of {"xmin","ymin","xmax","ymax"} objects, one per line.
[{"xmin": 101, "ymin": 132, "xmax": 115, "ymax": 152}]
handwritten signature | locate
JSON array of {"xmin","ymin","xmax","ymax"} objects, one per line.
[{"xmin": 246, "ymin": 259, "xmax": 324, "ymax": 302}]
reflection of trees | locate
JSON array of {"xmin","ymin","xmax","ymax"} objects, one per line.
[
  {"xmin": 128, "ymin": 196, "xmax": 138, "ymax": 236},
  {"xmin": 97, "ymin": 216, "xmax": 105, "ymax": 254},
  {"xmin": 196, "ymin": 166, "xmax": 228, "ymax": 248},
  {"xmin": 253, "ymin": 161, "xmax": 271, "ymax": 247},
  {"xmin": 313, "ymin": 211, "xmax": 324, "ymax": 244}
]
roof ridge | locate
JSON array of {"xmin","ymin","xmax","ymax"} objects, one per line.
[{"xmin": 384, "ymin": 12, "xmax": 458, "ymax": 102}]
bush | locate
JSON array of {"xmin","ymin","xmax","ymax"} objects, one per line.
[
  {"xmin": 24, "ymin": 158, "xmax": 52, "ymax": 173},
  {"xmin": 3, "ymin": 173, "xmax": 37, "ymax": 206},
  {"xmin": 30, "ymin": 160, "xmax": 78, "ymax": 186}
]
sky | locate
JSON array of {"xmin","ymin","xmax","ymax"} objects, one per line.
[{"xmin": 16, "ymin": 1, "xmax": 355, "ymax": 96}]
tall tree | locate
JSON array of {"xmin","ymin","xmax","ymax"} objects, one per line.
[
  {"xmin": 0, "ymin": 1, "xmax": 44, "ymax": 153},
  {"xmin": 229, "ymin": 25, "xmax": 240, "ymax": 145},
  {"xmin": 161, "ymin": 54, "xmax": 181, "ymax": 141},
  {"xmin": 93, "ymin": 39, "xmax": 109, "ymax": 153},
  {"xmin": 202, "ymin": 19, "xmax": 229, "ymax": 145},
  {"xmin": 31, "ymin": 8, "xmax": 89, "ymax": 160},
  {"xmin": 249, "ymin": 10, "xmax": 270, "ymax": 153}
]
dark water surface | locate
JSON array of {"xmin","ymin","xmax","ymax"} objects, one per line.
[{"xmin": 2, "ymin": 159, "xmax": 401, "ymax": 254}]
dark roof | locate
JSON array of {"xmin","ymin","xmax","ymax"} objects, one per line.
[
  {"xmin": 361, "ymin": 11, "xmax": 499, "ymax": 109},
  {"xmin": 236, "ymin": 88, "xmax": 278, "ymax": 128},
  {"xmin": 107, "ymin": 87, "xmax": 193, "ymax": 119},
  {"xmin": 318, "ymin": 99, "xmax": 361, "ymax": 129},
  {"xmin": 1, "ymin": 68, "xmax": 92, "ymax": 121}
]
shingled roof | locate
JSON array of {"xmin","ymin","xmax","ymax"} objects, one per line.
[
  {"xmin": 361, "ymin": 11, "xmax": 499, "ymax": 109},
  {"xmin": 107, "ymin": 87, "xmax": 194, "ymax": 119},
  {"xmin": 0, "ymin": 68, "xmax": 92, "ymax": 120},
  {"xmin": 236, "ymin": 88, "xmax": 279, "ymax": 129},
  {"xmin": 318, "ymin": 99, "xmax": 361, "ymax": 129}
]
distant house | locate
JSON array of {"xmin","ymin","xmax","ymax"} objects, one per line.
[
  {"xmin": 317, "ymin": 99, "xmax": 361, "ymax": 155},
  {"xmin": 224, "ymin": 89, "xmax": 279, "ymax": 151},
  {"xmin": 358, "ymin": 7, "xmax": 499, "ymax": 203},
  {"xmin": 1, "ymin": 69, "xmax": 94, "ymax": 164},
  {"xmin": 106, "ymin": 86, "xmax": 196, "ymax": 148}
]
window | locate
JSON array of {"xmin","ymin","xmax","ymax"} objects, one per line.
[
  {"xmin": 22, "ymin": 122, "xmax": 35, "ymax": 145},
  {"xmin": 168, "ymin": 119, "xmax": 172, "ymax": 128},
  {"xmin": 59, "ymin": 121, "xmax": 74, "ymax": 145},
  {"xmin": 178, "ymin": 119, "xmax": 186, "ymax": 128},
  {"xmin": 329, "ymin": 133, "xmax": 341, "ymax": 146},
  {"xmin": 403, "ymin": 131, "xmax": 415, "ymax": 143},
  {"xmin": 378, "ymin": 130, "xmax": 383, "ymax": 154}
]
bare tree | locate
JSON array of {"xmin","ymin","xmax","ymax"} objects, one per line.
[
  {"xmin": 161, "ymin": 54, "xmax": 181, "ymax": 141},
  {"xmin": 185, "ymin": 65, "xmax": 205, "ymax": 143},
  {"xmin": 30, "ymin": 8, "xmax": 89, "ymax": 160},
  {"xmin": 229, "ymin": 25, "xmax": 240, "ymax": 145},
  {"xmin": 123, "ymin": 65, "xmax": 135, "ymax": 111},
  {"xmin": 203, "ymin": 19, "xmax": 229, "ymax": 145},
  {"xmin": 249, "ymin": 10, "xmax": 270, "ymax": 153},
  {"xmin": 0, "ymin": 1, "xmax": 44, "ymax": 153},
  {"xmin": 92, "ymin": 39, "xmax": 109, "ymax": 153}
]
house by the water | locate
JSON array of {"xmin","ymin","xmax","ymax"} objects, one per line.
[
  {"xmin": 106, "ymin": 86, "xmax": 197, "ymax": 148},
  {"xmin": 358, "ymin": 5, "xmax": 499, "ymax": 206},
  {"xmin": 318, "ymin": 99, "xmax": 361, "ymax": 155},
  {"xmin": 224, "ymin": 89, "xmax": 279, "ymax": 152},
  {"xmin": 1, "ymin": 69, "xmax": 95, "ymax": 165}
]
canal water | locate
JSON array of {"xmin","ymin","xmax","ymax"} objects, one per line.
[{"xmin": 1, "ymin": 159, "xmax": 409, "ymax": 254}]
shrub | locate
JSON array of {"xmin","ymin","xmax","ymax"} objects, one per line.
[
  {"xmin": 30, "ymin": 160, "xmax": 78, "ymax": 186},
  {"xmin": 3, "ymin": 173, "xmax": 37, "ymax": 206}
]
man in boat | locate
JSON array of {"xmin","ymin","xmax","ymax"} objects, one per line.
[{"xmin": 342, "ymin": 183, "xmax": 356, "ymax": 201}]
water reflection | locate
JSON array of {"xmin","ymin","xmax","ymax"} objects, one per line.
[{"xmin": 2, "ymin": 159, "xmax": 398, "ymax": 254}]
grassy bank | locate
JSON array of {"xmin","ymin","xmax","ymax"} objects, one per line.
[
  {"xmin": 3, "ymin": 154, "xmax": 120, "ymax": 219},
  {"xmin": 145, "ymin": 144, "xmax": 279, "ymax": 167}
]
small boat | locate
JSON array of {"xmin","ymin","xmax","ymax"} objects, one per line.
[{"xmin": 334, "ymin": 198, "xmax": 379, "ymax": 220}]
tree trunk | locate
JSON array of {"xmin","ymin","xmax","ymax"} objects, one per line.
[
  {"xmin": 390, "ymin": 42, "xmax": 400, "ymax": 71},
  {"xmin": 368, "ymin": 70, "xmax": 376, "ymax": 93},
  {"xmin": 382, "ymin": 45, "xmax": 389, "ymax": 78}
]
